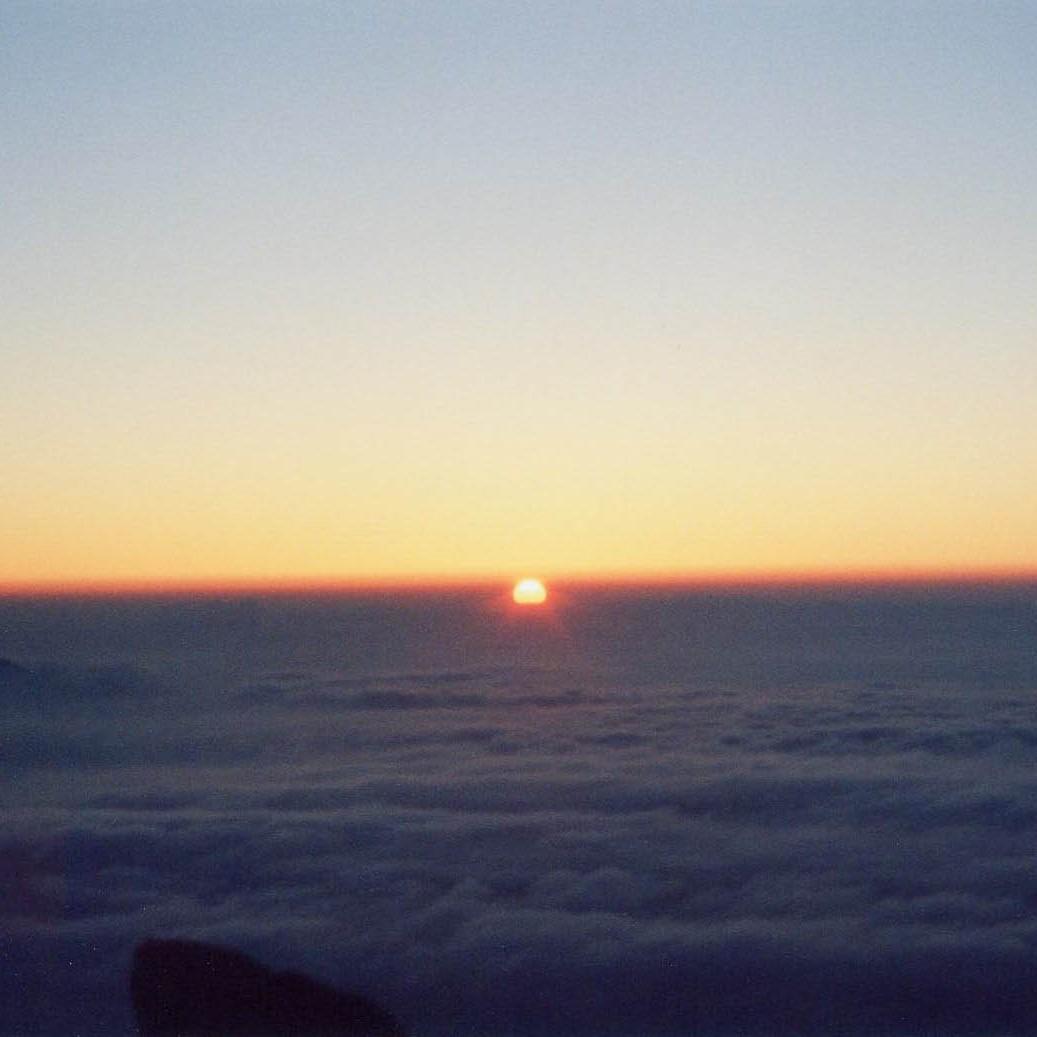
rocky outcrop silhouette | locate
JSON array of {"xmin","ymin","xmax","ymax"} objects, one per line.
[{"xmin": 131, "ymin": 940, "xmax": 405, "ymax": 1037}]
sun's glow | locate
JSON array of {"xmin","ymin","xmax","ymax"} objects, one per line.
[{"xmin": 512, "ymin": 578, "xmax": 548, "ymax": 605}]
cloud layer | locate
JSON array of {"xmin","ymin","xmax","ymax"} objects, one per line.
[{"xmin": 3, "ymin": 588, "xmax": 1037, "ymax": 1036}]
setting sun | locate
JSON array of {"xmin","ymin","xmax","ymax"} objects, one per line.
[{"xmin": 512, "ymin": 578, "xmax": 548, "ymax": 605}]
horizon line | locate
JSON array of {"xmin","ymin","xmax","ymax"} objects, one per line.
[{"xmin": 2, "ymin": 566, "xmax": 1037, "ymax": 598}]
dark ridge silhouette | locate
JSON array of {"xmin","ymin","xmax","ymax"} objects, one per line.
[{"xmin": 131, "ymin": 940, "xmax": 405, "ymax": 1037}]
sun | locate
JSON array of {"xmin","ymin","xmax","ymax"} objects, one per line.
[{"xmin": 512, "ymin": 578, "xmax": 548, "ymax": 605}]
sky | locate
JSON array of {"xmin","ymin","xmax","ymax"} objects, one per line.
[{"xmin": 4, "ymin": 1, "xmax": 1036, "ymax": 588}]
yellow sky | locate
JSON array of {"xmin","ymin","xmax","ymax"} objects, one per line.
[{"xmin": 4, "ymin": 5, "xmax": 1037, "ymax": 590}]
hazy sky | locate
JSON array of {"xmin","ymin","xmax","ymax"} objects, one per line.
[{"xmin": 4, "ymin": 1, "xmax": 1036, "ymax": 587}]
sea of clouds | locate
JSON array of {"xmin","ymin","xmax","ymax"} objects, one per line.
[{"xmin": 3, "ymin": 588, "xmax": 1037, "ymax": 1037}]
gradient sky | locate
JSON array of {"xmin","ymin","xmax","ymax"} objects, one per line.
[{"xmin": 4, "ymin": 1, "xmax": 1036, "ymax": 588}]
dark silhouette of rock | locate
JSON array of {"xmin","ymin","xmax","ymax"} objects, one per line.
[{"xmin": 131, "ymin": 940, "xmax": 405, "ymax": 1037}]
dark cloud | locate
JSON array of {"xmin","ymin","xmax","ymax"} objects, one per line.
[{"xmin": 3, "ymin": 589, "xmax": 1037, "ymax": 1035}]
